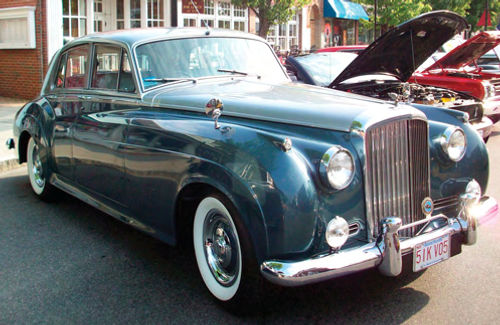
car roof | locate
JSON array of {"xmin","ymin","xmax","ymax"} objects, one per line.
[{"xmin": 61, "ymin": 27, "xmax": 265, "ymax": 50}]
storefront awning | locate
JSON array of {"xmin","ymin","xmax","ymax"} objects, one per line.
[{"xmin": 324, "ymin": 0, "xmax": 369, "ymax": 21}]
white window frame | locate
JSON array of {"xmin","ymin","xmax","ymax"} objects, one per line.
[
  {"xmin": 178, "ymin": 0, "xmax": 247, "ymax": 32},
  {"xmin": 0, "ymin": 6, "xmax": 36, "ymax": 49}
]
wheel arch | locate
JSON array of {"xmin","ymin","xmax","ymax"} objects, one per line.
[{"xmin": 174, "ymin": 176, "xmax": 268, "ymax": 263}]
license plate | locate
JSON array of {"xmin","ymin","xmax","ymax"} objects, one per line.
[{"xmin": 413, "ymin": 234, "xmax": 450, "ymax": 272}]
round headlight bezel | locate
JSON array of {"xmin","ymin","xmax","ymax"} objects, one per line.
[
  {"xmin": 440, "ymin": 127, "xmax": 466, "ymax": 162},
  {"xmin": 319, "ymin": 146, "xmax": 355, "ymax": 190}
]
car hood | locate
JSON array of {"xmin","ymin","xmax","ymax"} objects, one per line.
[
  {"xmin": 423, "ymin": 31, "xmax": 500, "ymax": 71},
  {"xmin": 141, "ymin": 79, "xmax": 425, "ymax": 133},
  {"xmin": 330, "ymin": 11, "xmax": 468, "ymax": 86}
]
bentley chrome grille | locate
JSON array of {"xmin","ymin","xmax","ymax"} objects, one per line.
[{"xmin": 365, "ymin": 119, "xmax": 430, "ymax": 238}]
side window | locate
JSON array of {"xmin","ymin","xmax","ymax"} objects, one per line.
[
  {"xmin": 91, "ymin": 44, "xmax": 121, "ymax": 89},
  {"xmin": 65, "ymin": 45, "xmax": 90, "ymax": 89},
  {"xmin": 118, "ymin": 51, "xmax": 136, "ymax": 92},
  {"xmin": 54, "ymin": 53, "xmax": 68, "ymax": 89}
]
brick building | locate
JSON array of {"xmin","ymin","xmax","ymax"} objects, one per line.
[{"xmin": 0, "ymin": 0, "xmax": 48, "ymax": 99}]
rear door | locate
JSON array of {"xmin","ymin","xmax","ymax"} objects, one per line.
[{"xmin": 48, "ymin": 44, "xmax": 91, "ymax": 181}]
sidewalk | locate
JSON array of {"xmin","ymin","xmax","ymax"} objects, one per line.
[{"xmin": 0, "ymin": 97, "xmax": 26, "ymax": 173}]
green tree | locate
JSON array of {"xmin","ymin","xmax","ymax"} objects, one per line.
[
  {"xmin": 359, "ymin": 0, "xmax": 431, "ymax": 36},
  {"xmin": 231, "ymin": 0, "xmax": 311, "ymax": 38},
  {"xmin": 465, "ymin": 0, "xmax": 500, "ymax": 31},
  {"xmin": 425, "ymin": 0, "xmax": 471, "ymax": 16}
]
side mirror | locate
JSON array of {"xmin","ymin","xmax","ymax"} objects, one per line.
[{"xmin": 205, "ymin": 98, "xmax": 223, "ymax": 129}]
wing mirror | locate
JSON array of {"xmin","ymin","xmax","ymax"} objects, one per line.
[{"xmin": 205, "ymin": 98, "xmax": 223, "ymax": 129}]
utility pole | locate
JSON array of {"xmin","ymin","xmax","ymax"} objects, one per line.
[
  {"xmin": 374, "ymin": 0, "xmax": 377, "ymax": 41},
  {"xmin": 485, "ymin": 0, "xmax": 488, "ymax": 31}
]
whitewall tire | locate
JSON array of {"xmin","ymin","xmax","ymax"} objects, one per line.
[
  {"xmin": 26, "ymin": 137, "xmax": 56, "ymax": 201},
  {"xmin": 193, "ymin": 196, "xmax": 243, "ymax": 302},
  {"xmin": 27, "ymin": 137, "xmax": 46, "ymax": 195}
]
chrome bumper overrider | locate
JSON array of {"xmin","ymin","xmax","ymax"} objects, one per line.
[
  {"xmin": 260, "ymin": 196, "xmax": 498, "ymax": 287},
  {"xmin": 471, "ymin": 117, "xmax": 493, "ymax": 139}
]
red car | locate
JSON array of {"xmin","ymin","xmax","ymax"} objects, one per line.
[{"xmin": 413, "ymin": 31, "xmax": 500, "ymax": 122}]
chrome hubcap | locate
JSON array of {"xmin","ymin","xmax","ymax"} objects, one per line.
[
  {"xmin": 31, "ymin": 144, "xmax": 45, "ymax": 188},
  {"xmin": 203, "ymin": 209, "xmax": 239, "ymax": 286}
]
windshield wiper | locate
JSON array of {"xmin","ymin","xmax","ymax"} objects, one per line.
[
  {"xmin": 144, "ymin": 77, "xmax": 197, "ymax": 84},
  {"xmin": 217, "ymin": 69, "xmax": 261, "ymax": 79}
]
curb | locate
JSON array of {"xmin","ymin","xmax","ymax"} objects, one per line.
[{"xmin": 0, "ymin": 158, "xmax": 21, "ymax": 174}]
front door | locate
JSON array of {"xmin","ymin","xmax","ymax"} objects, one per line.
[{"xmin": 94, "ymin": 0, "xmax": 113, "ymax": 32}]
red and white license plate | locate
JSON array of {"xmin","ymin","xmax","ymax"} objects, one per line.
[{"xmin": 413, "ymin": 234, "xmax": 450, "ymax": 272}]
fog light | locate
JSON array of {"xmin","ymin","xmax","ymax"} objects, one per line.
[{"xmin": 326, "ymin": 216, "xmax": 349, "ymax": 250}]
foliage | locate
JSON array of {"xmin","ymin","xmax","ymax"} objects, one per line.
[
  {"xmin": 231, "ymin": 0, "xmax": 311, "ymax": 38},
  {"xmin": 465, "ymin": 0, "xmax": 500, "ymax": 31},
  {"xmin": 358, "ymin": 0, "xmax": 431, "ymax": 31},
  {"xmin": 426, "ymin": 0, "xmax": 471, "ymax": 16}
]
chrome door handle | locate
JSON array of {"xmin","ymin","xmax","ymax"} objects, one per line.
[{"xmin": 77, "ymin": 95, "xmax": 92, "ymax": 100}]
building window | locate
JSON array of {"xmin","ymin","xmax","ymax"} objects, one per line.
[
  {"xmin": 233, "ymin": 5, "xmax": 245, "ymax": 18},
  {"xmin": 62, "ymin": 0, "xmax": 87, "ymax": 43},
  {"xmin": 116, "ymin": 0, "xmax": 125, "ymax": 29},
  {"xmin": 218, "ymin": 20, "xmax": 230, "ymax": 29},
  {"xmin": 147, "ymin": 0, "xmax": 164, "ymax": 27},
  {"xmin": 184, "ymin": 18, "xmax": 197, "ymax": 27},
  {"xmin": 218, "ymin": 1, "xmax": 230, "ymax": 16},
  {"xmin": 204, "ymin": 0, "xmax": 214, "ymax": 15},
  {"xmin": 130, "ymin": 0, "xmax": 141, "ymax": 28},
  {"xmin": 233, "ymin": 21, "xmax": 245, "ymax": 31},
  {"xmin": 266, "ymin": 14, "xmax": 299, "ymax": 52},
  {"xmin": 0, "ymin": 7, "xmax": 36, "ymax": 49}
]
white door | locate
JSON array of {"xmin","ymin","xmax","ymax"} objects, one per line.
[{"xmin": 94, "ymin": 0, "xmax": 113, "ymax": 32}]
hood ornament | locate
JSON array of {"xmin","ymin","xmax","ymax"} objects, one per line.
[{"xmin": 205, "ymin": 98, "xmax": 223, "ymax": 129}]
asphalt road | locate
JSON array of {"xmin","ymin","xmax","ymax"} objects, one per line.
[{"xmin": 1, "ymin": 128, "xmax": 500, "ymax": 324}]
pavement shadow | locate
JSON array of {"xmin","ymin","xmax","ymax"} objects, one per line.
[{"xmin": 0, "ymin": 170, "xmax": 428, "ymax": 324}]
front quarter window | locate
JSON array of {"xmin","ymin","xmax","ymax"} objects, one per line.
[{"xmin": 135, "ymin": 37, "xmax": 288, "ymax": 89}]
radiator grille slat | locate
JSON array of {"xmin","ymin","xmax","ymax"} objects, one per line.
[{"xmin": 365, "ymin": 119, "xmax": 430, "ymax": 238}]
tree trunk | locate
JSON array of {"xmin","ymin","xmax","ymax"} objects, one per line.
[{"xmin": 258, "ymin": 18, "xmax": 271, "ymax": 39}]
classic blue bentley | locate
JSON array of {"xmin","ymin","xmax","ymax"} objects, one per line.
[{"xmin": 7, "ymin": 25, "xmax": 498, "ymax": 307}]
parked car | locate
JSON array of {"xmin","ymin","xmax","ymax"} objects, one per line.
[
  {"xmin": 413, "ymin": 31, "xmax": 500, "ymax": 122},
  {"xmin": 286, "ymin": 12, "xmax": 494, "ymax": 140},
  {"xmin": 7, "ymin": 27, "xmax": 497, "ymax": 309},
  {"xmin": 477, "ymin": 45, "xmax": 500, "ymax": 71},
  {"xmin": 315, "ymin": 45, "xmax": 367, "ymax": 54}
]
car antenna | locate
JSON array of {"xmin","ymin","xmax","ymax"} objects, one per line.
[{"xmin": 190, "ymin": 0, "xmax": 211, "ymax": 34}]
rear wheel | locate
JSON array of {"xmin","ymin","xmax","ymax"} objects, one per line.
[
  {"xmin": 27, "ymin": 137, "xmax": 56, "ymax": 201},
  {"xmin": 193, "ymin": 193, "xmax": 261, "ymax": 310}
]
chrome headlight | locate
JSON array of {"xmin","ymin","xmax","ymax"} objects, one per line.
[
  {"xmin": 319, "ymin": 146, "xmax": 355, "ymax": 190},
  {"xmin": 440, "ymin": 127, "xmax": 466, "ymax": 162}
]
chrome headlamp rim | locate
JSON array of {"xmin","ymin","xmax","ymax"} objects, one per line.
[
  {"xmin": 319, "ymin": 146, "xmax": 355, "ymax": 190},
  {"xmin": 440, "ymin": 126, "xmax": 466, "ymax": 162}
]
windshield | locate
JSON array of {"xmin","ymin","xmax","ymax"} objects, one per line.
[
  {"xmin": 135, "ymin": 37, "xmax": 288, "ymax": 89},
  {"xmin": 295, "ymin": 53, "xmax": 357, "ymax": 86}
]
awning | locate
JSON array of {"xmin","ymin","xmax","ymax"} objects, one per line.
[{"xmin": 324, "ymin": 0, "xmax": 369, "ymax": 21}]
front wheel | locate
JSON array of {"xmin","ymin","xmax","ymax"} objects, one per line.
[
  {"xmin": 193, "ymin": 193, "xmax": 261, "ymax": 309},
  {"xmin": 27, "ymin": 137, "xmax": 56, "ymax": 201}
]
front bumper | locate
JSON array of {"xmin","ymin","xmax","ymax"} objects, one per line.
[{"xmin": 260, "ymin": 196, "xmax": 497, "ymax": 287}]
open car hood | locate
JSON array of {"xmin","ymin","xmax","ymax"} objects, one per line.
[
  {"xmin": 330, "ymin": 11, "xmax": 468, "ymax": 87},
  {"xmin": 423, "ymin": 31, "xmax": 500, "ymax": 71}
]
